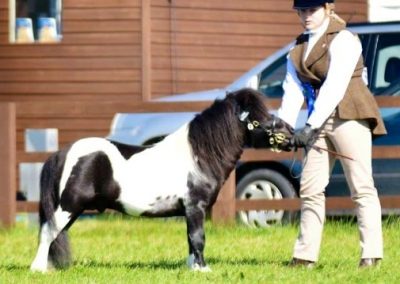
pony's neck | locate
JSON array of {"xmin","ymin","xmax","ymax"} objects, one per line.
[{"xmin": 188, "ymin": 100, "xmax": 245, "ymax": 184}]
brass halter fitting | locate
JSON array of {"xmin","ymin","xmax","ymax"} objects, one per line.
[{"xmin": 247, "ymin": 120, "xmax": 260, "ymax": 130}]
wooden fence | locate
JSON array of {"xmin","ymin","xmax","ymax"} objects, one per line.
[{"xmin": 1, "ymin": 97, "xmax": 400, "ymax": 226}]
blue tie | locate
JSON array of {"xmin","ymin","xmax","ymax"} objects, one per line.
[{"xmin": 302, "ymin": 82, "xmax": 316, "ymax": 117}]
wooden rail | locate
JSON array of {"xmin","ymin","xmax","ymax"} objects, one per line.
[{"xmin": 0, "ymin": 103, "xmax": 16, "ymax": 227}]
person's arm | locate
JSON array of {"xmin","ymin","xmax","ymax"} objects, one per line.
[
  {"xmin": 277, "ymin": 56, "xmax": 305, "ymax": 128},
  {"xmin": 306, "ymin": 30, "xmax": 362, "ymax": 128}
]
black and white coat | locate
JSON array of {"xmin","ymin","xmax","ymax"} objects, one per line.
[{"xmin": 30, "ymin": 88, "xmax": 281, "ymax": 273}]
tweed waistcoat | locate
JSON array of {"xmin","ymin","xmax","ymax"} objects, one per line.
[{"xmin": 289, "ymin": 18, "xmax": 386, "ymax": 136}]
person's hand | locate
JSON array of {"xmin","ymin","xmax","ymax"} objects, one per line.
[
  {"xmin": 263, "ymin": 116, "xmax": 294, "ymax": 152},
  {"xmin": 291, "ymin": 124, "xmax": 318, "ymax": 149}
]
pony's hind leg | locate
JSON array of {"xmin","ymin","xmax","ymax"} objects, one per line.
[{"xmin": 30, "ymin": 207, "xmax": 73, "ymax": 273}]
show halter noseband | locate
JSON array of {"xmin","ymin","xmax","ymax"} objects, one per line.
[
  {"xmin": 237, "ymin": 108, "xmax": 353, "ymax": 180},
  {"xmin": 238, "ymin": 110, "xmax": 287, "ymax": 153},
  {"xmin": 240, "ymin": 109, "xmax": 354, "ymax": 155}
]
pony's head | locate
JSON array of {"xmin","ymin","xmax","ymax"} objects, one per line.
[
  {"xmin": 228, "ymin": 88, "xmax": 271, "ymax": 126},
  {"xmin": 228, "ymin": 88, "xmax": 294, "ymax": 150}
]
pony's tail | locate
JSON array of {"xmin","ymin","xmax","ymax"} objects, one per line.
[{"xmin": 39, "ymin": 152, "xmax": 72, "ymax": 269}]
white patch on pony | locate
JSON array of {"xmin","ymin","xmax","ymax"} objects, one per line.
[
  {"xmin": 30, "ymin": 208, "xmax": 71, "ymax": 273},
  {"xmin": 118, "ymin": 124, "xmax": 204, "ymax": 214},
  {"xmin": 59, "ymin": 137, "xmax": 125, "ymax": 197},
  {"xmin": 30, "ymin": 223, "xmax": 53, "ymax": 273},
  {"xmin": 192, "ymin": 264, "xmax": 212, "ymax": 272},
  {"xmin": 59, "ymin": 124, "xmax": 205, "ymax": 216}
]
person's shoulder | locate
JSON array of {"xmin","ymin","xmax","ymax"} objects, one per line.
[
  {"xmin": 332, "ymin": 29, "xmax": 361, "ymax": 47},
  {"xmin": 339, "ymin": 29, "xmax": 356, "ymax": 38}
]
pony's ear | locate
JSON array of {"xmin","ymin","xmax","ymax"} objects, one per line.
[
  {"xmin": 234, "ymin": 88, "xmax": 267, "ymax": 112},
  {"xmin": 225, "ymin": 90, "xmax": 236, "ymax": 100},
  {"xmin": 228, "ymin": 89, "xmax": 253, "ymax": 118},
  {"xmin": 230, "ymin": 88, "xmax": 256, "ymax": 107}
]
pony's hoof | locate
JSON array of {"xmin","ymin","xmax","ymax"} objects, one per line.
[
  {"xmin": 30, "ymin": 264, "xmax": 48, "ymax": 273},
  {"xmin": 30, "ymin": 259, "xmax": 54, "ymax": 273},
  {"xmin": 187, "ymin": 254, "xmax": 211, "ymax": 272},
  {"xmin": 191, "ymin": 263, "xmax": 212, "ymax": 272}
]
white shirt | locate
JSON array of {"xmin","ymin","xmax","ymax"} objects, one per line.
[{"xmin": 277, "ymin": 19, "xmax": 363, "ymax": 129}]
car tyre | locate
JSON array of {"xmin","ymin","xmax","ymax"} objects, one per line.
[{"xmin": 236, "ymin": 169, "xmax": 298, "ymax": 227}]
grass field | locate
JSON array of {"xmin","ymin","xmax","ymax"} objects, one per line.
[{"xmin": 1, "ymin": 214, "xmax": 399, "ymax": 283}]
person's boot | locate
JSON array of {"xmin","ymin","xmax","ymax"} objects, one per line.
[
  {"xmin": 289, "ymin": 258, "xmax": 315, "ymax": 269},
  {"xmin": 359, "ymin": 258, "xmax": 381, "ymax": 268}
]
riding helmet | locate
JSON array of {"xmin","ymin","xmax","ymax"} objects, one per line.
[{"xmin": 293, "ymin": 0, "xmax": 334, "ymax": 9}]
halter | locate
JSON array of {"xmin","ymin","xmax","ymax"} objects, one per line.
[
  {"xmin": 239, "ymin": 110, "xmax": 354, "ymax": 156},
  {"xmin": 237, "ymin": 109, "xmax": 353, "ymax": 181},
  {"xmin": 238, "ymin": 110, "xmax": 287, "ymax": 153}
]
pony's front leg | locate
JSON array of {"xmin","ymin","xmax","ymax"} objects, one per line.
[{"xmin": 185, "ymin": 204, "xmax": 211, "ymax": 272}]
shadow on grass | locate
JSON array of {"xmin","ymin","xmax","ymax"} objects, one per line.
[
  {"xmin": 76, "ymin": 259, "xmax": 183, "ymax": 270},
  {"xmin": 0, "ymin": 258, "xmax": 312, "ymax": 272},
  {"xmin": 75, "ymin": 256, "xmax": 277, "ymax": 270},
  {"xmin": 0, "ymin": 264, "xmax": 30, "ymax": 271}
]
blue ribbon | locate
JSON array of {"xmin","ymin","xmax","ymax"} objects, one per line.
[{"xmin": 302, "ymin": 82, "xmax": 316, "ymax": 117}]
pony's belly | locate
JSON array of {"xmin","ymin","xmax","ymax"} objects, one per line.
[
  {"xmin": 116, "ymin": 169, "xmax": 189, "ymax": 216},
  {"xmin": 112, "ymin": 127, "xmax": 197, "ymax": 216}
]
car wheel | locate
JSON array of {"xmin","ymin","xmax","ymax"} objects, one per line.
[{"xmin": 236, "ymin": 169, "xmax": 297, "ymax": 227}]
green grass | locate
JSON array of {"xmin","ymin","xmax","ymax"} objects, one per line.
[{"xmin": 1, "ymin": 215, "xmax": 400, "ymax": 283}]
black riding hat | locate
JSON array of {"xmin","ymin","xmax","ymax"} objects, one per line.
[{"xmin": 293, "ymin": 0, "xmax": 334, "ymax": 9}]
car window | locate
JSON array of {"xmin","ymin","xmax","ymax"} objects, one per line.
[
  {"xmin": 258, "ymin": 55, "xmax": 287, "ymax": 98},
  {"xmin": 369, "ymin": 33, "xmax": 400, "ymax": 96},
  {"xmin": 358, "ymin": 34, "xmax": 370, "ymax": 61},
  {"xmin": 256, "ymin": 31, "xmax": 400, "ymax": 98}
]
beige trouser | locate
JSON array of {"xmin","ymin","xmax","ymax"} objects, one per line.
[{"xmin": 293, "ymin": 114, "xmax": 383, "ymax": 262}]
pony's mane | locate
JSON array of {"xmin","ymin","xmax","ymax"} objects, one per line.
[{"xmin": 188, "ymin": 88, "xmax": 269, "ymax": 184}]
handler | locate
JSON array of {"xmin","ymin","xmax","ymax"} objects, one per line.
[{"xmin": 276, "ymin": 0, "xmax": 387, "ymax": 268}]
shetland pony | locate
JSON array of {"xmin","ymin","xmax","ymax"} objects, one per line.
[{"xmin": 30, "ymin": 88, "xmax": 289, "ymax": 272}]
